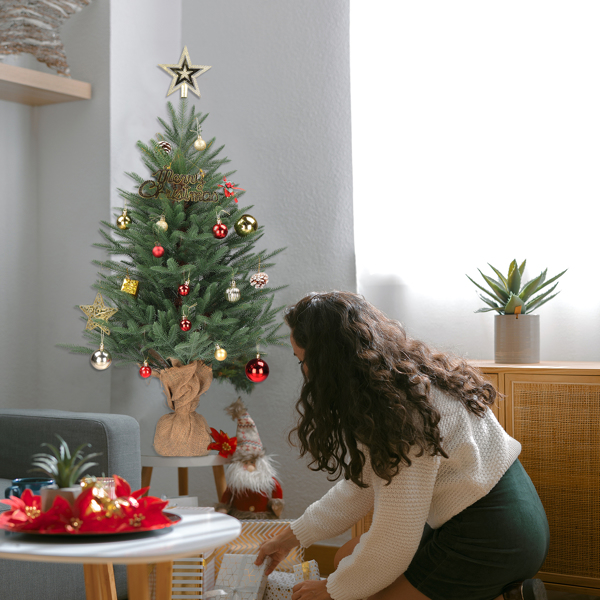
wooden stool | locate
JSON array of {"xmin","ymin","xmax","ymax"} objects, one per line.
[{"xmin": 141, "ymin": 454, "xmax": 231, "ymax": 501}]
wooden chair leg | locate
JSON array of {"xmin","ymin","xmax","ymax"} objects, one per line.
[
  {"xmin": 213, "ymin": 464, "xmax": 227, "ymax": 501},
  {"xmin": 141, "ymin": 466, "xmax": 153, "ymax": 496},
  {"xmin": 178, "ymin": 466, "xmax": 189, "ymax": 496},
  {"xmin": 84, "ymin": 564, "xmax": 117, "ymax": 600},
  {"xmin": 127, "ymin": 563, "xmax": 151, "ymax": 600},
  {"xmin": 155, "ymin": 560, "xmax": 174, "ymax": 600}
]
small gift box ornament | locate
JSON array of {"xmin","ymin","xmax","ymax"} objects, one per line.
[
  {"xmin": 265, "ymin": 572, "xmax": 296, "ymax": 600},
  {"xmin": 214, "ymin": 553, "xmax": 270, "ymax": 600},
  {"xmin": 293, "ymin": 560, "xmax": 320, "ymax": 583},
  {"xmin": 121, "ymin": 276, "xmax": 139, "ymax": 297}
]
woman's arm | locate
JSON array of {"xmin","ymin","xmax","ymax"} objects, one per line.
[
  {"xmin": 325, "ymin": 450, "xmax": 442, "ymax": 600},
  {"xmin": 291, "ymin": 475, "xmax": 375, "ymax": 549}
]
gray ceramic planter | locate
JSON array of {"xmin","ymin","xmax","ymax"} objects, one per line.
[{"xmin": 494, "ymin": 314, "xmax": 540, "ymax": 364}]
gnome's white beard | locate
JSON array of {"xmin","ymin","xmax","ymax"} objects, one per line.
[{"xmin": 225, "ymin": 455, "xmax": 278, "ymax": 495}]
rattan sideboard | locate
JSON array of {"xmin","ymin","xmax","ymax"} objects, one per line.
[
  {"xmin": 471, "ymin": 361, "xmax": 600, "ymax": 596},
  {"xmin": 350, "ymin": 361, "xmax": 600, "ymax": 596}
]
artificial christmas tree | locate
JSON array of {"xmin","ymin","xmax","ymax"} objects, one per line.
[{"xmin": 62, "ymin": 50, "xmax": 286, "ymax": 456}]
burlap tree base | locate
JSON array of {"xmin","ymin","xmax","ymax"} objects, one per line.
[{"xmin": 152, "ymin": 359, "xmax": 213, "ymax": 456}]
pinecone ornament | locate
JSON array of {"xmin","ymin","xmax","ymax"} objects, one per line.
[
  {"xmin": 158, "ymin": 140, "xmax": 172, "ymax": 153},
  {"xmin": 250, "ymin": 272, "xmax": 269, "ymax": 289}
]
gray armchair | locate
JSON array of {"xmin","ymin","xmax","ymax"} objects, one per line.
[{"xmin": 0, "ymin": 408, "xmax": 141, "ymax": 600}]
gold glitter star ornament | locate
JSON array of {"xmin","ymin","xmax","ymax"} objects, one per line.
[
  {"xmin": 79, "ymin": 293, "xmax": 118, "ymax": 335},
  {"xmin": 159, "ymin": 47, "xmax": 211, "ymax": 98}
]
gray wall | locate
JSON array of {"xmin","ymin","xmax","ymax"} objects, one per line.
[
  {"xmin": 0, "ymin": 0, "xmax": 355, "ymax": 525},
  {"xmin": 113, "ymin": 0, "xmax": 355, "ymax": 522}
]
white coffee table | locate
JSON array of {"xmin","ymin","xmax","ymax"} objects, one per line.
[{"xmin": 0, "ymin": 510, "xmax": 241, "ymax": 600}]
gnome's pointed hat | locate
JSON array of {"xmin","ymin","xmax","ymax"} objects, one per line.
[{"xmin": 226, "ymin": 398, "xmax": 265, "ymax": 461}]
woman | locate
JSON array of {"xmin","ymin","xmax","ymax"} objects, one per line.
[{"xmin": 255, "ymin": 291, "xmax": 549, "ymax": 600}]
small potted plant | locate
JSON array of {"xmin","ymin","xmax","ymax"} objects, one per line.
[
  {"xmin": 467, "ymin": 259, "xmax": 567, "ymax": 363},
  {"xmin": 30, "ymin": 434, "xmax": 101, "ymax": 511}
]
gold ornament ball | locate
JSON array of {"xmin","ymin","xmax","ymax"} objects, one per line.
[
  {"xmin": 90, "ymin": 347, "xmax": 112, "ymax": 371},
  {"xmin": 225, "ymin": 281, "xmax": 241, "ymax": 303},
  {"xmin": 234, "ymin": 214, "xmax": 258, "ymax": 236},
  {"xmin": 214, "ymin": 346, "xmax": 227, "ymax": 361},
  {"xmin": 116, "ymin": 210, "xmax": 131, "ymax": 230},
  {"xmin": 194, "ymin": 136, "xmax": 207, "ymax": 151},
  {"xmin": 155, "ymin": 217, "xmax": 168, "ymax": 232}
]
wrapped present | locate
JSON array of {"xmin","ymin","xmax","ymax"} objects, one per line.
[
  {"xmin": 265, "ymin": 571, "xmax": 296, "ymax": 600},
  {"xmin": 292, "ymin": 560, "xmax": 320, "ymax": 583},
  {"xmin": 150, "ymin": 550, "xmax": 216, "ymax": 600},
  {"xmin": 214, "ymin": 520, "xmax": 304, "ymax": 574},
  {"xmin": 214, "ymin": 553, "xmax": 270, "ymax": 600}
]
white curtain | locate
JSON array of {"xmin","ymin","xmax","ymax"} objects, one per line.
[{"xmin": 350, "ymin": 1, "xmax": 600, "ymax": 361}]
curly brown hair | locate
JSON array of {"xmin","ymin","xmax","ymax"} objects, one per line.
[{"xmin": 284, "ymin": 291, "xmax": 497, "ymax": 488}]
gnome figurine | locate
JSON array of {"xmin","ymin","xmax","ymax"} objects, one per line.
[{"xmin": 215, "ymin": 398, "xmax": 284, "ymax": 519}]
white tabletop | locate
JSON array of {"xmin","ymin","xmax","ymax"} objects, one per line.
[
  {"xmin": 141, "ymin": 454, "xmax": 231, "ymax": 468},
  {"xmin": 0, "ymin": 511, "xmax": 241, "ymax": 565}
]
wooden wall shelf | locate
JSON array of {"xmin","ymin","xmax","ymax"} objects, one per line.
[{"xmin": 0, "ymin": 63, "xmax": 91, "ymax": 106}]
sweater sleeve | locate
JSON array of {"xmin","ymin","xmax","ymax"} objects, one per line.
[
  {"xmin": 291, "ymin": 476, "xmax": 375, "ymax": 549},
  {"xmin": 326, "ymin": 450, "xmax": 442, "ymax": 600}
]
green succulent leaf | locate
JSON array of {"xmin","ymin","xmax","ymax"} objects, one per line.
[
  {"xmin": 466, "ymin": 275, "xmax": 503, "ymax": 302},
  {"xmin": 518, "ymin": 259, "xmax": 527, "ymax": 277},
  {"xmin": 535, "ymin": 269, "xmax": 567, "ymax": 294},
  {"xmin": 507, "ymin": 260, "xmax": 521, "ymax": 294},
  {"xmin": 478, "ymin": 270, "xmax": 510, "ymax": 302},
  {"xmin": 487, "ymin": 264, "xmax": 509, "ymax": 290},
  {"xmin": 523, "ymin": 283, "xmax": 559, "ymax": 313},
  {"xmin": 526, "ymin": 292, "xmax": 560, "ymax": 314},
  {"xmin": 519, "ymin": 269, "xmax": 547, "ymax": 303},
  {"xmin": 475, "ymin": 307, "xmax": 504, "ymax": 313},
  {"xmin": 503, "ymin": 292, "xmax": 524, "ymax": 314}
]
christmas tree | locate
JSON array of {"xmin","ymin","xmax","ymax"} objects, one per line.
[{"xmin": 62, "ymin": 96, "xmax": 286, "ymax": 394}]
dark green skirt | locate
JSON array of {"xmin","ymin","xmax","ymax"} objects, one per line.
[{"xmin": 404, "ymin": 459, "xmax": 550, "ymax": 600}]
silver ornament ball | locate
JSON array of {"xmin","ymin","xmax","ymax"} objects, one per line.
[{"xmin": 90, "ymin": 346, "xmax": 112, "ymax": 371}]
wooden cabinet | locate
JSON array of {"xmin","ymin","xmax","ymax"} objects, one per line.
[{"xmin": 472, "ymin": 361, "xmax": 600, "ymax": 596}]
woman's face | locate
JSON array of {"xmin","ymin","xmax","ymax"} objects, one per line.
[{"xmin": 290, "ymin": 331, "xmax": 308, "ymax": 377}]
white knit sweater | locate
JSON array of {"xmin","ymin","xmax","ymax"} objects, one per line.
[{"xmin": 291, "ymin": 386, "xmax": 522, "ymax": 600}]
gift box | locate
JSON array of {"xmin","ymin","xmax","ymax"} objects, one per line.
[
  {"xmin": 214, "ymin": 553, "xmax": 270, "ymax": 600},
  {"xmin": 150, "ymin": 549, "xmax": 216, "ymax": 600},
  {"xmin": 265, "ymin": 571, "xmax": 296, "ymax": 600},
  {"xmin": 292, "ymin": 560, "xmax": 320, "ymax": 583},
  {"xmin": 213, "ymin": 520, "xmax": 304, "ymax": 574}
]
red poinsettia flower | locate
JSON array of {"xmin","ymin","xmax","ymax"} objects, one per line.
[
  {"xmin": 217, "ymin": 177, "xmax": 244, "ymax": 203},
  {"xmin": 0, "ymin": 489, "xmax": 44, "ymax": 531},
  {"xmin": 208, "ymin": 428, "xmax": 237, "ymax": 457},
  {"xmin": 0, "ymin": 476, "xmax": 171, "ymax": 535},
  {"xmin": 208, "ymin": 428, "xmax": 237, "ymax": 458}
]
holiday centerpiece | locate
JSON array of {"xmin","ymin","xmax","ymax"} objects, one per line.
[
  {"xmin": 467, "ymin": 259, "xmax": 567, "ymax": 363},
  {"xmin": 60, "ymin": 48, "xmax": 286, "ymax": 456},
  {"xmin": 213, "ymin": 398, "xmax": 284, "ymax": 519},
  {"xmin": 0, "ymin": 474, "xmax": 172, "ymax": 535},
  {"xmin": 30, "ymin": 434, "xmax": 101, "ymax": 511}
]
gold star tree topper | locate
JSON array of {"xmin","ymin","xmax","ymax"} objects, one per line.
[
  {"xmin": 79, "ymin": 293, "xmax": 118, "ymax": 336},
  {"xmin": 159, "ymin": 47, "xmax": 211, "ymax": 98}
]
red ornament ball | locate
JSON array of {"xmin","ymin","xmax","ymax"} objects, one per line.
[
  {"xmin": 245, "ymin": 357, "xmax": 270, "ymax": 383},
  {"xmin": 152, "ymin": 244, "xmax": 165, "ymax": 258},
  {"xmin": 178, "ymin": 283, "xmax": 190, "ymax": 296},
  {"xmin": 139, "ymin": 364, "xmax": 152, "ymax": 378},
  {"xmin": 212, "ymin": 223, "xmax": 228, "ymax": 239},
  {"xmin": 180, "ymin": 317, "xmax": 192, "ymax": 332}
]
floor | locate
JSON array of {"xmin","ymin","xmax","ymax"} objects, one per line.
[{"xmin": 548, "ymin": 593, "xmax": 600, "ymax": 600}]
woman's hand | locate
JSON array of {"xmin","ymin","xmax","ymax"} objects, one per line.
[
  {"xmin": 255, "ymin": 525, "xmax": 300, "ymax": 576},
  {"xmin": 292, "ymin": 579, "xmax": 331, "ymax": 600}
]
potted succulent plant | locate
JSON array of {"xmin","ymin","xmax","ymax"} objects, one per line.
[
  {"xmin": 467, "ymin": 259, "xmax": 567, "ymax": 364},
  {"xmin": 30, "ymin": 434, "xmax": 101, "ymax": 511}
]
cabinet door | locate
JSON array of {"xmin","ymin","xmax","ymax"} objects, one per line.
[
  {"xmin": 504, "ymin": 373, "xmax": 600, "ymax": 593},
  {"xmin": 481, "ymin": 372, "xmax": 504, "ymax": 428}
]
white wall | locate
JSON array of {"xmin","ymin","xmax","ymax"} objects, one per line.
[{"xmin": 351, "ymin": 2, "xmax": 600, "ymax": 362}]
